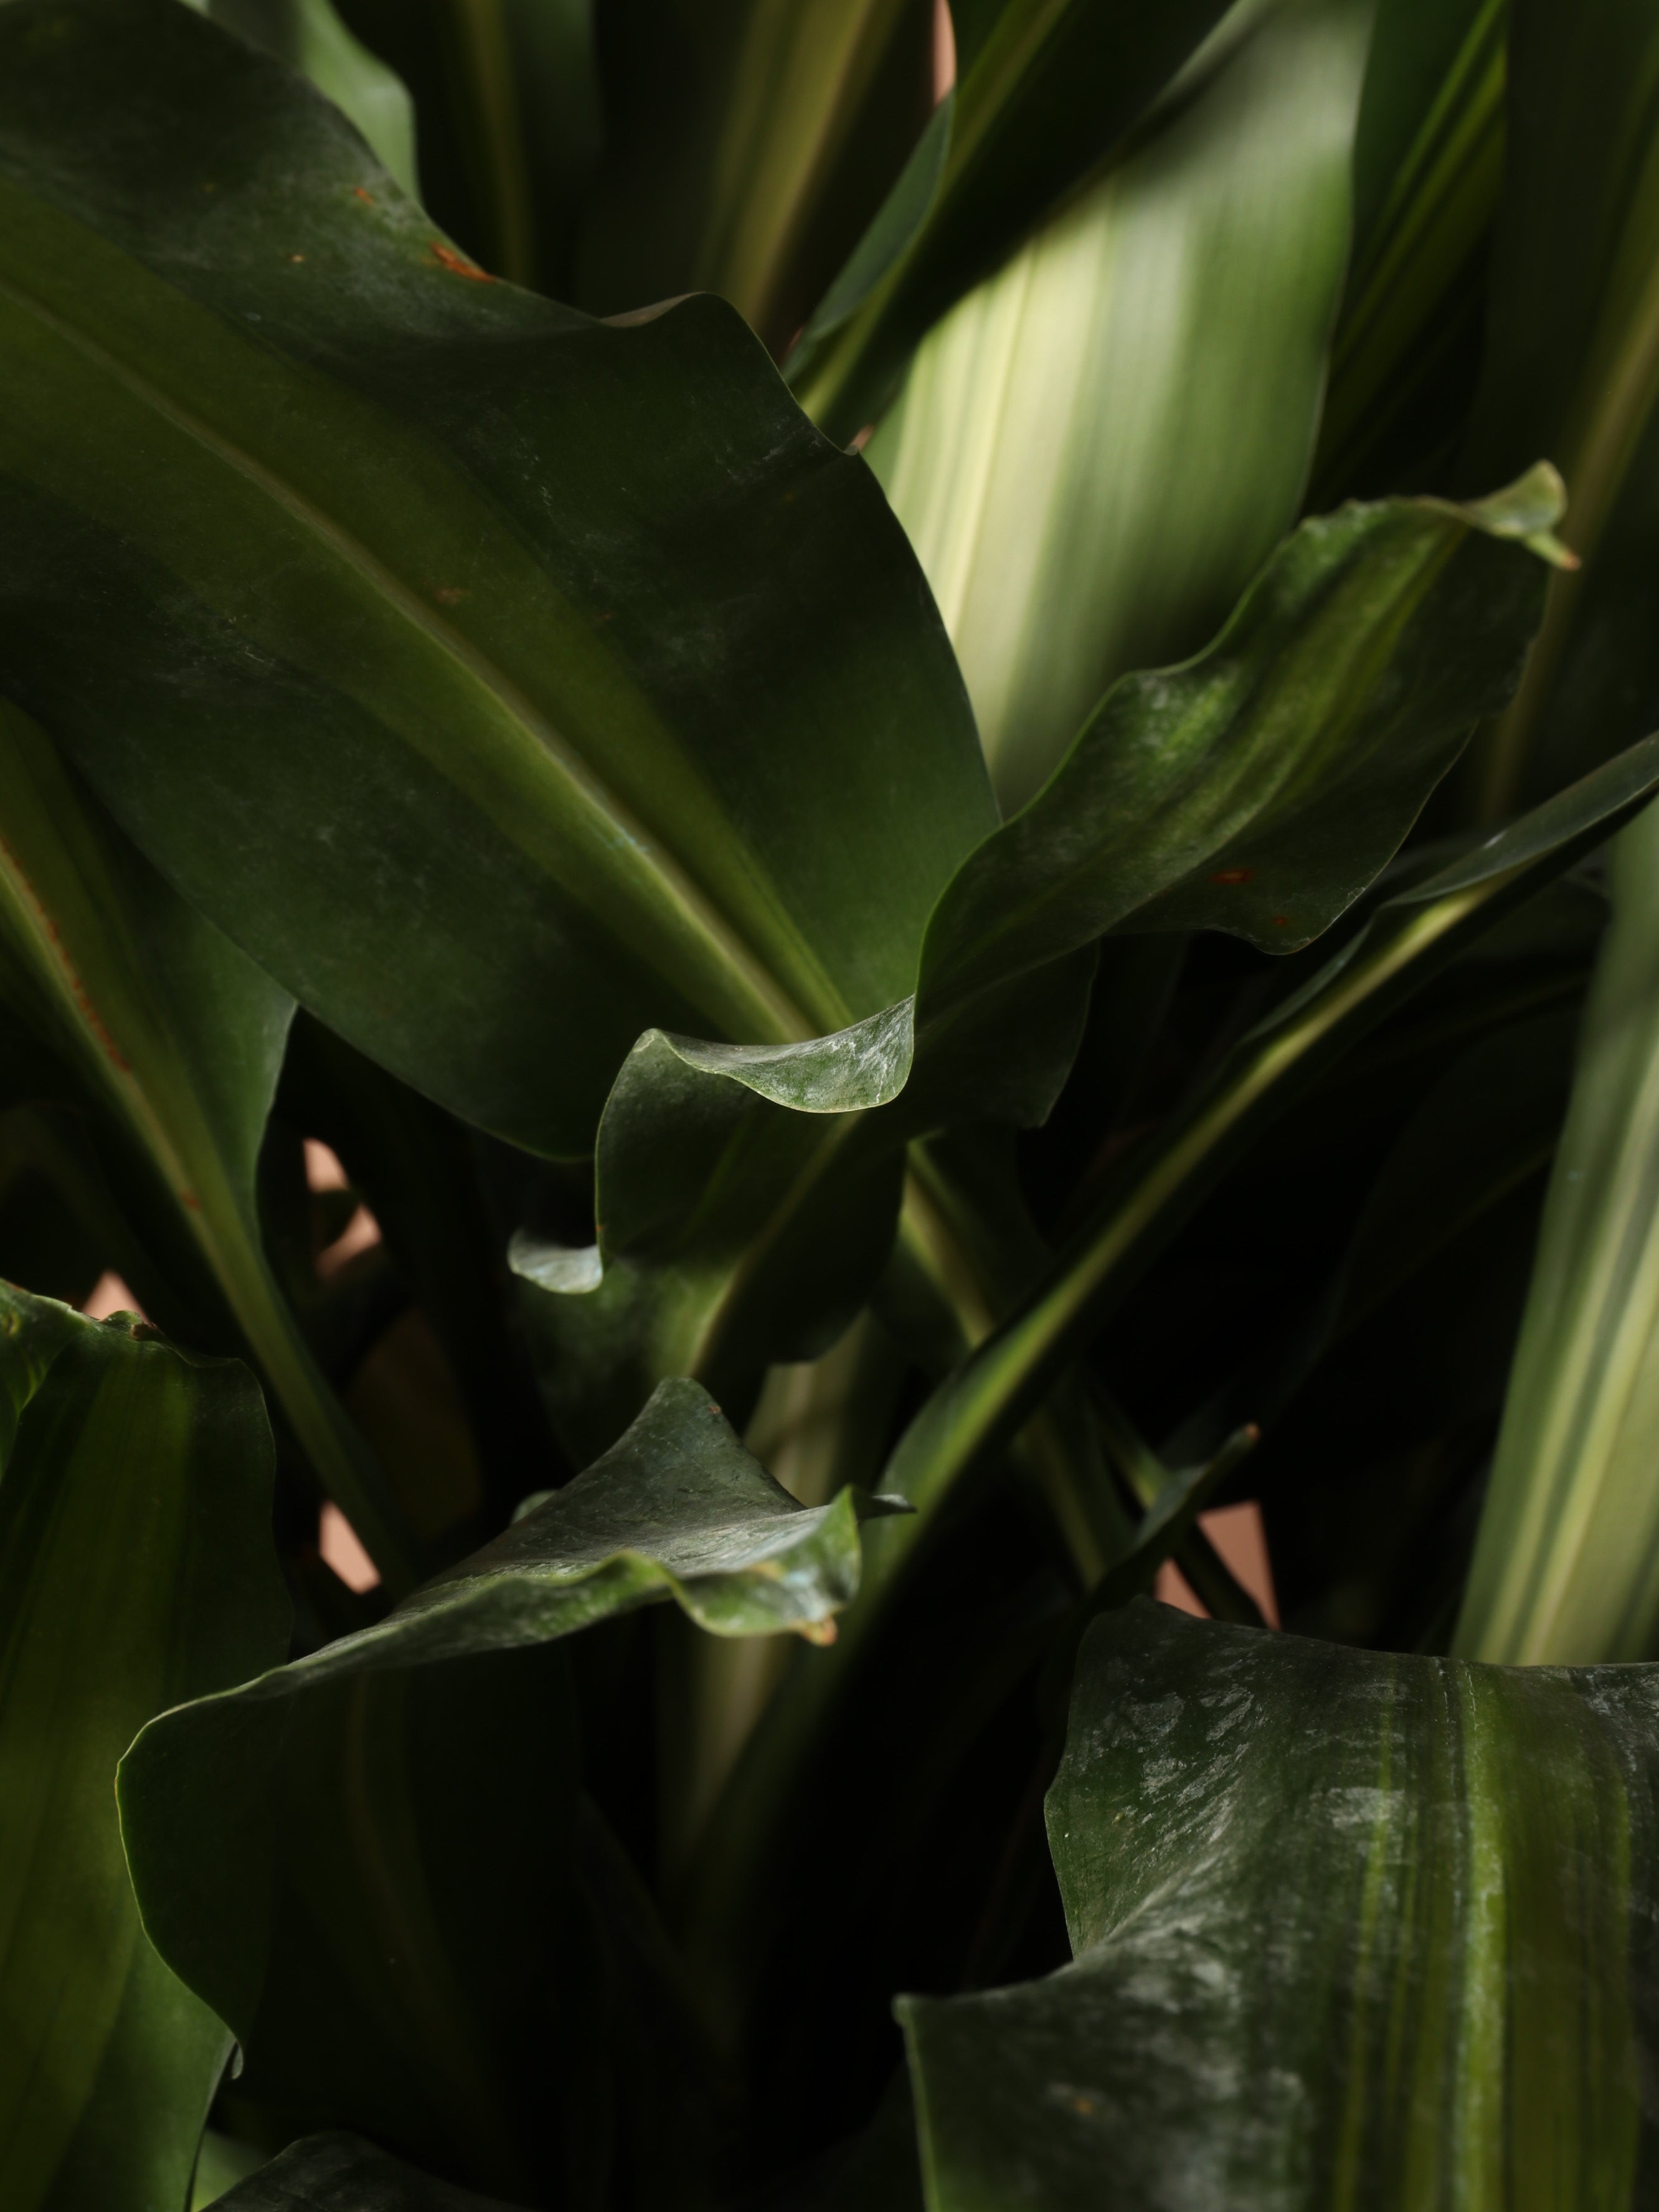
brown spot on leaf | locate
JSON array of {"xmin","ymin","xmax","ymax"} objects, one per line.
[
  {"xmin": 1209, "ymin": 867, "xmax": 1252, "ymax": 886},
  {"xmin": 433, "ymin": 585, "xmax": 468, "ymax": 607},
  {"xmin": 352, "ymin": 185, "xmax": 375, "ymax": 204},
  {"xmin": 429, "ymin": 240, "xmax": 494, "ymax": 282}
]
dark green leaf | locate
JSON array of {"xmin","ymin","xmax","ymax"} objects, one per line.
[
  {"xmin": 917, "ymin": 470, "xmax": 1566, "ymax": 1033},
  {"xmin": 1309, "ymin": 0, "xmax": 1506, "ymax": 501},
  {"xmin": 0, "ymin": 0, "xmax": 991, "ymax": 1158},
  {"xmin": 1461, "ymin": 0, "xmax": 1659, "ymax": 810},
  {"xmin": 209, "ymin": 2133, "xmax": 521, "ymax": 2211},
  {"xmin": 0, "ymin": 694, "xmax": 421, "ymax": 1586},
  {"xmin": 576, "ymin": 0, "xmax": 939, "ymax": 357},
  {"xmin": 333, "ymin": 0, "xmax": 602, "ymax": 293},
  {"xmin": 199, "ymin": 0, "xmax": 418, "ymax": 192},
  {"xmin": 0, "ymin": 1283, "xmax": 286, "ymax": 2212},
  {"xmin": 902, "ymin": 1600, "xmax": 1659, "ymax": 2206}
]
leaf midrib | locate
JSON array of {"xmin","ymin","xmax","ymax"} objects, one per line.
[{"xmin": 0, "ymin": 255, "xmax": 820, "ymax": 1051}]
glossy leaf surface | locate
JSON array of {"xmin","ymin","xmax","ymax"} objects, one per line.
[
  {"xmin": 0, "ymin": 695, "xmax": 419, "ymax": 1586},
  {"xmin": 0, "ymin": 0, "xmax": 991, "ymax": 1158},
  {"xmin": 0, "ymin": 1284, "xmax": 286, "ymax": 2212},
  {"xmin": 872, "ymin": 0, "xmax": 1374, "ymax": 810},
  {"xmin": 917, "ymin": 471, "xmax": 1565, "ymax": 1023},
  {"xmin": 902, "ymin": 1601, "xmax": 1659, "ymax": 2208}
]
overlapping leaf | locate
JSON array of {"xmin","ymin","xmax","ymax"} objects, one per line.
[
  {"xmin": 0, "ymin": 694, "xmax": 420, "ymax": 1585},
  {"xmin": 575, "ymin": 0, "xmax": 939, "ymax": 357},
  {"xmin": 118, "ymin": 1378, "xmax": 893, "ymax": 2198},
  {"xmin": 902, "ymin": 1602, "xmax": 1659, "ymax": 2208},
  {"xmin": 872, "ymin": 0, "xmax": 1376, "ymax": 810},
  {"xmin": 0, "ymin": 0, "xmax": 993, "ymax": 1160},
  {"xmin": 790, "ymin": 0, "xmax": 1236, "ymax": 440},
  {"xmin": 1457, "ymin": 798, "xmax": 1659, "ymax": 1663},
  {"xmin": 0, "ymin": 1284, "xmax": 286, "ymax": 2212},
  {"xmin": 333, "ymin": 0, "xmax": 602, "ymax": 291},
  {"xmin": 194, "ymin": 0, "xmax": 418, "ymax": 192}
]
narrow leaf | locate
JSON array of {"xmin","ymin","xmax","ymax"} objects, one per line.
[{"xmin": 1457, "ymin": 798, "xmax": 1659, "ymax": 1662}]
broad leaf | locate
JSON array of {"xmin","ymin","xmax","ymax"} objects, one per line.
[
  {"xmin": 0, "ymin": 1285, "xmax": 286, "ymax": 2212},
  {"xmin": 0, "ymin": 694, "xmax": 420, "ymax": 1586},
  {"xmin": 790, "ymin": 0, "xmax": 1235, "ymax": 441},
  {"xmin": 523, "ymin": 474, "xmax": 1564, "ymax": 1463},
  {"xmin": 575, "ymin": 0, "xmax": 940, "ymax": 359},
  {"xmin": 0, "ymin": 0, "xmax": 992, "ymax": 1159},
  {"xmin": 1457, "ymin": 799, "xmax": 1659, "ymax": 1663},
  {"xmin": 901, "ymin": 1601, "xmax": 1659, "ymax": 2208},
  {"xmin": 118, "ymin": 1379, "xmax": 889, "ymax": 2198},
  {"xmin": 871, "ymin": 0, "xmax": 1376, "ymax": 810}
]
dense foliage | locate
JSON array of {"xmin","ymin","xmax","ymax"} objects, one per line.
[{"xmin": 6, "ymin": 1, "xmax": 1659, "ymax": 2206}]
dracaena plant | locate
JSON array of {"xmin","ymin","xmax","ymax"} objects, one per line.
[{"xmin": 9, "ymin": 0, "xmax": 1659, "ymax": 2207}]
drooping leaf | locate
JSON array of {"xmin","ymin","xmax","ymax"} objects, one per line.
[
  {"xmin": 1457, "ymin": 799, "xmax": 1659, "ymax": 1663},
  {"xmin": 0, "ymin": 1284, "xmax": 287, "ymax": 2212},
  {"xmin": 118, "ymin": 1378, "xmax": 891, "ymax": 2198},
  {"xmin": 208, "ymin": 2133, "xmax": 521, "ymax": 2212},
  {"xmin": 332, "ymin": 0, "xmax": 603, "ymax": 292},
  {"xmin": 0, "ymin": 0, "xmax": 992, "ymax": 1160},
  {"xmin": 194, "ymin": 0, "xmax": 418, "ymax": 192},
  {"xmin": 0, "ymin": 694, "xmax": 421, "ymax": 1586},
  {"xmin": 790, "ymin": 0, "xmax": 1236, "ymax": 441},
  {"xmin": 901, "ymin": 1600, "xmax": 1659, "ymax": 2208},
  {"xmin": 575, "ymin": 0, "xmax": 940, "ymax": 358},
  {"xmin": 871, "ymin": 0, "xmax": 1376, "ymax": 811}
]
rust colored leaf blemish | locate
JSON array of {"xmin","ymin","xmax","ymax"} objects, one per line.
[
  {"xmin": 1209, "ymin": 867, "xmax": 1252, "ymax": 886},
  {"xmin": 429, "ymin": 240, "xmax": 495, "ymax": 283},
  {"xmin": 1271, "ymin": 914, "xmax": 1291, "ymax": 929},
  {"xmin": 0, "ymin": 834, "xmax": 130, "ymax": 1072},
  {"xmin": 352, "ymin": 185, "xmax": 374, "ymax": 204},
  {"xmin": 433, "ymin": 585, "xmax": 468, "ymax": 607}
]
